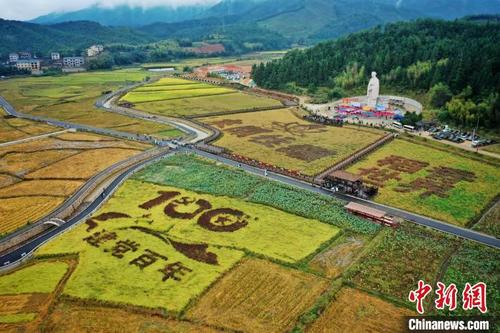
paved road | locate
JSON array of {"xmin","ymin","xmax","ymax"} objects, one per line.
[
  {"xmin": 188, "ymin": 147, "xmax": 500, "ymax": 249},
  {"xmin": 95, "ymin": 83, "xmax": 213, "ymax": 143},
  {"xmin": 0, "ymin": 96, "xmax": 163, "ymax": 145},
  {"xmin": 0, "ymin": 150, "xmax": 177, "ymax": 269},
  {"xmin": 0, "ymin": 129, "xmax": 71, "ymax": 147}
]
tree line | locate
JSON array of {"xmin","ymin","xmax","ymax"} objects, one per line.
[{"xmin": 252, "ymin": 18, "xmax": 500, "ymax": 129}]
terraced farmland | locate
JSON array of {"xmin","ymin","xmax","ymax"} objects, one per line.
[
  {"xmin": 121, "ymin": 77, "xmax": 282, "ymax": 117},
  {"xmin": 0, "ymin": 69, "xmax": 182, "ymax": 138},
  {"xmin": 0, "ymin": 131, "xmax": 149, "ymax": 236},
  {"xmin": 204, "ymin": 108, "xmax": 385, "ymax": 176},
  {"xmin": 347, "ymin": 139, "xmax": 500, "ymax": 226}
]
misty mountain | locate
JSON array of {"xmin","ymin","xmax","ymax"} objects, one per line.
[
  {"xmin": 30, "ymin": 0, "xmax": 500, "ymax": 43},
  {"xmin": 31, "ymin": 4, "xmax": 212, "ymax": 27}
]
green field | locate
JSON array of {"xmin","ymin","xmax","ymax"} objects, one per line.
[
  {"xmin": 347, "ymin": 139, "xmax": 500, "ymax": 226},
  {"xmin": 0, "ymin": 69, "xmax": 182, "ymax": 138},
  {"xmin": 135, "ymin": 93, "xmax": 282, "ymax": 118},
  {"xmin": 0, "ymin": 261, "xmax": 68, "ymax": 294},
  {"xmin": 441, "ymin": 242, "xmax": 499, "ymax": 316},
  {"xmin": 346, "ymin": 224, "xmax": 460, "ymax": 305},
  {"xmin": 122, "ymin": 87, "xmax": 235, "ymax": 103},
  {"xmin": 120, "ymin": 77, "xmax": 282, "ymax": 117},
  {"xmin": 134, "ymin": 153, "xmax": 379, "ymax": 234}
]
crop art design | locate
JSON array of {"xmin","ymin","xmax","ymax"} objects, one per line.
[{"xmin": 37, "ymin": 180, "xmax": 338, "ymax": 311}]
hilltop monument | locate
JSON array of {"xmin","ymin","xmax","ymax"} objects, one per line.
[{"xmin": 367, "ymin": 71, "xmax": 380, "ymax": 107}]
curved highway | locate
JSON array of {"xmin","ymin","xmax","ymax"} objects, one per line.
[{"xmin": 0, "ymin": 150, "xmax": 176, "ymax": 268}]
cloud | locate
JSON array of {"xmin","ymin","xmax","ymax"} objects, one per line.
[{"xmin": 0, "ymin": 0, "xmax": 220, "ymax": 21}]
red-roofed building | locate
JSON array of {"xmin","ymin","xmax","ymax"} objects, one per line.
[{"xmin": 193, "ymin": 43, "xmax": 225, "ymax": 55}]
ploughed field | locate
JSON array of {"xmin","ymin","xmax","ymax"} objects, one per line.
[
  {"xmin": 0, "ymin": 130, "xmax": 149, "ymax": 236},
  {"xmin": 1, "ymin": 154, "xmax": 497, "ymax": 332},
  {"xmin": 347, "ymin": 139, "xmax": 500, "ymax": 226},
  {"xmin": 120, "ymin": 77, "xmax": 283, "ymax": 118},
  {"xmin": 0, "ymin": 69, "xmax": 182, "ymax": 138},
  {"xmin": 203, "ymin": 108, "xmax": 385, "ymax": 176}
]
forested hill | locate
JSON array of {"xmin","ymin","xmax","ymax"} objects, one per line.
[
  {"xmin": 0, "ymin": 19, "xmax": 154, "ymax": 56},
  {"xmin": 252, "ymin": 19, "xmax": 500, "ymax": 128}
]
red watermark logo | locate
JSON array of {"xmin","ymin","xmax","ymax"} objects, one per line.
[{"xmin": 409, "ymin": 280, "xmax": 487, "ymax": 314}]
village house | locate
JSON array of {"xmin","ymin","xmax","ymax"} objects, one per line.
[
  {"xmin": 18, "ymin": 52, "xmax": 32, "ymax": 60},
  {"xmin": 63, "ymin": 57, "xmax": 85, "ymax": 68},
  {"xmin": 87, "ymin": 45, "xmax": 104, "ymax": 57},
  {"xmin": 15, "ymin": 59, "xmax": 41, "ymax": 74},
  {"xmin": 51, "ymin": 52, "xmax": 61, "ymax": 61},
  {"xmin": 9, "ymin": 53, "xmax": 19, "ymax": 63}
]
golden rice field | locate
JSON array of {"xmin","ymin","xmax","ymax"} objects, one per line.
[
  {"xmin": 121, "ymin": 77, "xmax": 282, "ymax": 117},
  {"xmin": 35, "ymin": 179, "xmax": 338, "ymax": 312},
  {"xmin": 0, "ymin": 69, "xmax": 182, "ymax": 138},
  {"xmin": 204, "ymin": 108, "xmax": 384, "ymax": 176},
  {"xmin": 0, "ymin": 131, "xmax": 149, "ymax": 236},
  {"xmin": 188, "ymin": 258, "xmax": 329, "ymax": 333}
]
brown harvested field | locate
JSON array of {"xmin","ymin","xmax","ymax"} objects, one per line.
[
  {"xmin": 0, "ymin": 132, "xmax": 149, "ymax": 235},
  {"xmin": 0, "ymin": 180, "xmax": 83, "ymax": 198},
  {"xmin": 187, "ymin": 258, "xmax": 328, "ymax": 333},
  {"xmin": 44, "ymin": 302, "xmax": 222, "ymax": 333},
  {"xmin": 0, "ymin": 174, "xmax": 19, "ymax": 188},
  {"xmin": 55, "ymin": 132, "xmax": 116, "ymax": 142},
  {"xmin": 309, "ymin": 234, "xmax": 368, "ymax": 278},
  {"xmin": 26, "ymin": 148, "xmax": 142, "ymax": 179},
  {"xmin": 0, "ymin": 150, "xmax": 80, "ymax": 174},
  {"xmin": 0, "ymin": 108, "xmax": 55, "ymax": 143},
  {"xmin": 0, "ymin": 294, "xmax": 49, "ymax": 314},
  {"xmin": 307, "ymin": 288, "xmax": 414, "ymax": 333},
  {"xmin": 0, "ymin": 197, "xmax": 64, "ymax": 234}
]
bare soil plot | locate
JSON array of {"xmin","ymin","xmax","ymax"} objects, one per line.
[{"xmin": 187, "ymin": 258, "xmax": 329, "ymax": 333}]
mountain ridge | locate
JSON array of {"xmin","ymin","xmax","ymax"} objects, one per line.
[{"xmin": 27, "ymin": 0, "xmax": 500, "ymax": 43}]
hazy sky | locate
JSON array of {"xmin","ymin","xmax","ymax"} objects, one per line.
[{"xmin": 0, "ymin": 0, "xmax": 219, "ymax": 20}]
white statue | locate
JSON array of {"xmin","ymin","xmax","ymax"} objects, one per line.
[{"xmin": 367, "ymin": 71, "xmax": 380, "ymax": 107}]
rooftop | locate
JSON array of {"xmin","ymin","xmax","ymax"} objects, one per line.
[
  {"xmin": 326, "ymin": 170, "xmax": 362, "ymax": 182},
  {"xmin": 345, "ymin": 202, "xmax": 387, "ymax": 219}
]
